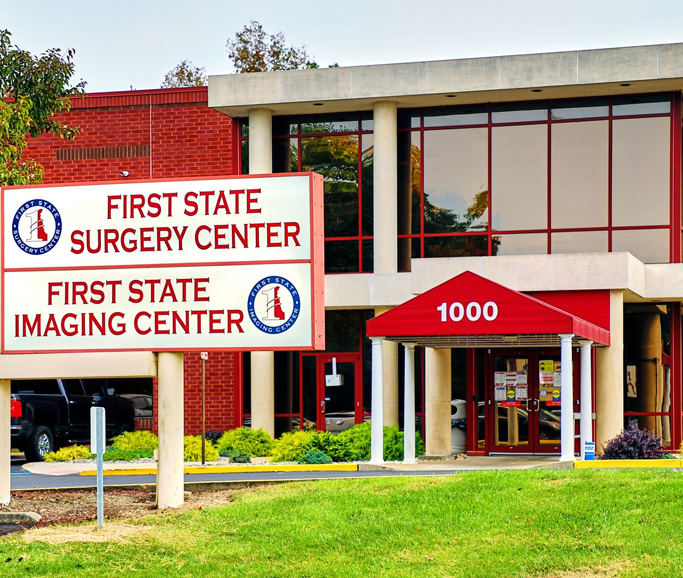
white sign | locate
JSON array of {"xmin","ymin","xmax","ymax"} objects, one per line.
[{"xmin": 1, "ymin": 175, "xmax": 325, "ymax": 353}]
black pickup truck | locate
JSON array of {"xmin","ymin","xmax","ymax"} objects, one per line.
[{"xmin": 10, "ymin": 378, "xmax": 136, "ymax": 462}]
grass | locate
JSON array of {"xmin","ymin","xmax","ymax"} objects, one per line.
[{"xmin": 2, "ymin": 468, "xmax": 683, "ymax": 577}]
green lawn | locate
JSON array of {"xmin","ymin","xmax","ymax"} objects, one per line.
[{"xmin": 2, "ymin": 469, "xmax": 682, "ymax": 577}]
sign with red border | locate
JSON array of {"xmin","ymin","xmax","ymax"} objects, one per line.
[{"xmin": 1, "ymin": 174, "xmax": 325, "ymax": 353}]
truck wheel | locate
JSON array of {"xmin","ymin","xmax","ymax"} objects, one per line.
[{"xmin": 25, "ymin": 426, "xmax": 55, "ymax": 462}]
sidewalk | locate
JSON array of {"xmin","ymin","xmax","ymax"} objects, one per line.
[{"xmin": 22, "ymin": 455, "xmax": 571, "ymax": 477}]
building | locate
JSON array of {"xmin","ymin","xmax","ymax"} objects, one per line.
[
  {"xmin": 208, "ymin": 42, "xmax": 683, "ymax": 457},
  {"xmin": 22, "ymin": 87, "xmax": 243, "ymax": 435}
]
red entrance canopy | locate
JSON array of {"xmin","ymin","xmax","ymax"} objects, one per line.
[{"xmin": 367, "ymin": 271, "xmax": 610, "ymax": 347}]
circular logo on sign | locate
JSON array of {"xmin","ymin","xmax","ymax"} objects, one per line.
[
  {"xmin": 12, "ymin": 199, "xmax": 62, "ymax": 255},
  {"xmin": 247, "ymin": 276, "xmax": 300, "ymax": 334}
]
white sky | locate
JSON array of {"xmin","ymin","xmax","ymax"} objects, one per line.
[{"xmin": 2, "ymin": 0, "xmax": 683, "ymax": 93}]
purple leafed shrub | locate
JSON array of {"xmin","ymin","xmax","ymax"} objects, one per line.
[{"xmin": 600, "ymin": 425, "xmax": 664, "ymax": 460}]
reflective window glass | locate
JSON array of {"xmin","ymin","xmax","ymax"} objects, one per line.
[
  {"xmin": 612, "ymin": 229, "xmax": 670, "ymax": 263},
  {"xmin": 424, "ymin": 106, "xmax": 488, "ymax": 127},
  {"xmin": 273, "ymin": 117, "xmax": 298, "ymax": 136},
  {"xmin": 551, "ymin": 98, "xmax": 609, "ymax": 120},
  {"xmin": 612, "ymin": 117, "xmax": 670, "ymax": 227},
  {"xmin": 301, "ymin": 114, "xmax": 359, "ymax": 134},
  {"xmin": 424, "ymin": 235, "xmax": 488, "ymax": 258},
  {"xmin": 491, "ymin": 124, "xmax": 548, "ymax": 231},
  {"xmin": 398, "ymin": 110, "xmax": 420, "ymax": 129},
  {"xmin": 551, "ymin": 121, "xmax": 608, "ymax": 228},
  {"xmin": 325, "ymin": 240, "xmax": 359, "ymax": 273},
  {"xmin": 492, "ymin": 103, "xmax": 546, "ymax": 124},
  {"xmin": 361, "ymin": 134, "xmax": 374, "ymax": 236},
  {"xmin": 361, "ymin": 113, "xmax": 373, "ymax": 132},
  {"xmin": 613, "ymin": 95, "xmax": 670, "ymax": 116},
  {"xmin": 494, "ymin": 233, "xmax": 548, "ymax": 256},
  {"xmin": 551, "ymin": 231, "xmax": 608, "ymax": 254},
  {"xmin": 423, "ymin": 128, "xmax": 488, "ymax": 234},
  {"xmin": 273, "ymin": 138, "xmax": 298, "ymax": 173},
  {"xmin": 302, "ymin": 135, "xmax": 359, "ymax": 238}
]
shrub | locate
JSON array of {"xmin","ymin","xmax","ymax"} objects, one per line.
[
  {"xmin": 183, "ymin": 435, "xmax": 219, "ymax": 462},
  {"xmin": 44, "ymin": 445, "xmax": 93, "ymax": 462},
  {"xmin": 103, "ymin": 447, "xmax": 154, "ymax": 462},
  {"xmin": 337, "ymin": 422, "xmax": 425, "ymax": 462},
  {"xmin": 226, "ymin": 450, "xmax": 251, "ymax": 463},
  {"xmin": 271, "ymin": 430, "xmax": 316, "ymax": 462},
  {"xmin": 301, "ymin": 431, "xmax": 355, "ymax": 462},
  {"xmin": 111, "ymin": 430, "xmax": 158, "ymax": 453},
  {"xmin": 205, "ymin": 430, "xmax": 223, "ymax": 444},
  {"xmin": 299, "ymin": 450, "xmax": 332, "ymax": 465},
  {"xmin": 601, "ymin": 425, "xmax": 664, "ymax": 459},
  {"xmin": 217, "ymin": 427, "xmax": 273, "ymax": 457}
]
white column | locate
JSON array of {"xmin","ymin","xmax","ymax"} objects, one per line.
[
  {"xmin": 370, "ymin": 337, "xmax": 385, "ymax": 464},
  {"xmin": 248, "ymin": 107, "xmax": 276, "ymax": 436},
  {"xmin": 559, "ymin": 334, "xmax": 575, "ymax": 462},
  {"xmin": 157, "ymin": 352, "xmax": 185, "ymax": 509},
  {"xmin": 403, "ymin": 343, "xmax": 417, "ymax": 464},
  {"xmin": 579, "ymin": 340, "xmax": 593, "ymax": 460},
  {"xmin": 373, "ymin": 100, "xmax": 397, "ymax": 275},
  {"xmin": 425, "ymin": 347, "xmax": 452, "ymax": 456},
  {"xmin": 0, "ymin": 379, "xmax": 10, "ymax": 505}
]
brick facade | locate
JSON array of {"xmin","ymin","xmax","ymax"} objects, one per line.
[{"xmin": 23, "ymin": 87, "xmax": 243, "ymax": 435}]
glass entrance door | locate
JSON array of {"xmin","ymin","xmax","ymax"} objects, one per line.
[
  {"xmin": 488, "ymin": 351, "xmax": 563, "ymax": 454},
  {"xmin": 315, "ymin": 354, "xmax": 362, "ymax": 433}
]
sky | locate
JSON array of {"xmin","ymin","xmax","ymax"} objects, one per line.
[{"xmin": 2, "ymin": 0, "xmax": 683, "ymax": 93}]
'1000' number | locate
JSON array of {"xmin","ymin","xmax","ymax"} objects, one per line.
[{"xmin": 436, "ymin": 301, "xmax": 498, "ymax": 322}]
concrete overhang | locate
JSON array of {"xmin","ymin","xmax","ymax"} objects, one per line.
[
  {"xmin": 209, "ymin": 43, "xmax": 683, "ymax": 118},
  {"xmin": 324, "ymin": 253, "xmax": 683, "ymax": 310}
]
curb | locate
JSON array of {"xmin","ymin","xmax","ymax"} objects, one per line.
[
  {"xmin": 79, "ymin": 463, "xmax": 360, "ymax": 476},
  {"xmin": 574, "ymin": 458, "xmax": 683, "ymax": 469},
  {"xmin": 0, "ymin": 512, "xmax": 41, "ymax": 524}
]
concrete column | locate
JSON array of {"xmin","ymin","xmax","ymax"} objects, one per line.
[
  {"xmin": 373, "ymin": 100, "xmax": 398, "ymax": 275},
  {"xmin": 425, "ymin": 347, "xmax": 451, "ymax": 456},
  {"xmin": 595, "ymin": 290, "xmax": 624, "ymax": 452},
  {"xmin": 248, "ymin": 107, "xmax": 276, "ymax": 437},
  {"xmin": 0, "ymin": 379, "xmax": 10, "ymax": 505},
  {"xmin": 157, "ymin": 352, "xmax": 184, "ymax": 509},
  {"xmin": 559, "ymin": 334, "xmax": 575, "ymax": 462},
  {"xmin": 403, "ymin": 343, "xmax": 417, "ymax": 464},
  {"xmin": 370, "ymin": 337, "xmax": 385, "ymax": 464},
  {"xmin": 579, "ymin": 340, "xmax": 593, "ymax": 460},
  {"xmin": 634, "ymin": 313, "xmax": 662, "ymax": 433},
  {"xmin": 375, "ymin": 306, "xmax": 398, "ymax": 426}
]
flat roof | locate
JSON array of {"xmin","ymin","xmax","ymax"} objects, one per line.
[{"xmin": 209, "ymin": 43, "xmax": 683, "ymax": 117}]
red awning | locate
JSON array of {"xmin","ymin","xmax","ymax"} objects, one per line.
[{"xmin": 366, "ymin": 271, "xmax": 610, "ymax": 347}]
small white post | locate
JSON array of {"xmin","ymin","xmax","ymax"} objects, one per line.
[
  {"xmin": 0, "ymin": 379, "xmax": 11, "ymax": 506},
  {"xmin": 403, "ymin": 343, "xmax": 417, "ymax": 464},
  {"xmin": 559, "ymin": 334, "xmax": 575, "ymax": 462},
  {"xmin": 157, "ymin": 352, "xmax": 185, "ymax": 508},
  {"xmin": 579, "ymin": 340, "xmax": 593, "ymax": 460},
  {"xmin": 90, "ymin": 406, "xmax": 106, "ymax": 529},
  {"xmin": 370, "ymin": 337, "xmax": 385, "ymax": 464}
]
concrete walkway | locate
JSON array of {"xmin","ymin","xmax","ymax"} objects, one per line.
[{"xmin": 22, "ymin": 455, "xmax": 571, "ymax": 477}]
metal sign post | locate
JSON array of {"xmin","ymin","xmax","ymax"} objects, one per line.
[
  {"xmin": 90, "ymin": 406, "xmax": 106, "ymax": 529},
  {"xmin": 201, "ymin": 352, "xmax": 208, "ymax": 465}
]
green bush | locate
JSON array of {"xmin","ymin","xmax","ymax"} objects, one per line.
[
  {"xmin": 337, "ymin": 422, "xmax": 425, "ymax": 462},
  {"xmin": 184, "ymin": 435, "xmax": 219, "ymax": 462},
  {"xmin": 301, "ymin": 431, "xmax": 355, "ymax": 462},
  {"xmin": 271, "ymin": 430, "xmax": 317, "ymax": 462},
  {"xmin": 111, "ymin": 430, "xmax": 158, "ymax": 453},
  {"xmin": 103, "ymin": 447, "xmax": 154, "ymax": 462},
  {"xmin": 299, "ymin": 450, "xmax": 332, "ymax": 464},
  {"xmin": 226, "ymin": 450, "xmax": 251, "ymax": 463},
  {"xmin": 44, "ymin": 445, "xmax": 93, "ymax": 462},
  {"xmin": 217, "ymin": 427, "xmax": 273, "ymax": 457}
]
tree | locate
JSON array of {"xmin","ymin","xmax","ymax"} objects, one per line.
[
  {"xmin": 226, "ymin": 21, "xmax": 317, "ymax": 73},
  {"xmin": 161, "ymin": 59, "xmax": 207, "ymax": 88},
  {"xmin": 0, "ymin": 29, "xmax": 85, "ymax": 185}
]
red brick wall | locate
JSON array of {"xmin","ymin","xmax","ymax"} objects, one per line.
[{"xmin": 23, "ymin": 87, "xmax": 243, "ymax": 435}]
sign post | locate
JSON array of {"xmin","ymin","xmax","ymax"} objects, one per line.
[
  {"xmin": 201, "ymin": 351, "xmax": 208, "ymax": 465},
  {"xmin": 90, "ymin": 406, "xmax": 105, "ymax": 528}
]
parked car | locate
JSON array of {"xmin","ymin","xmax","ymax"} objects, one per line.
[
  {"xmin": 121, "ymin": 393, "xmax": 153, "ymax": 418},
  {"xmin": 11, "ymin": 378, "xmax": 136, "ymax": 461}
]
